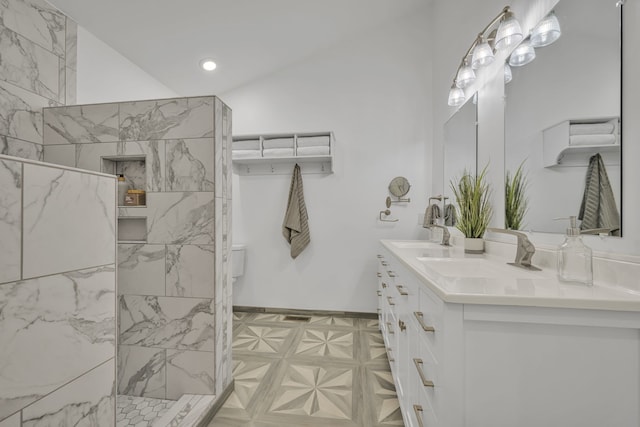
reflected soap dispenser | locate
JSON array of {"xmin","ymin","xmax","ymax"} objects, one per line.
[{"xmin": 556, "ymin": 216, "xmax": 593, "ymax": 286}]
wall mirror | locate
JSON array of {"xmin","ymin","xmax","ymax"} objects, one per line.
[
  {"xmin": 444, "ymin": 95, "xmax": 477, "ymax": 209},
  {"xmin": 504, "ymin": 0, "xmax": 622, "ymax": 235}
]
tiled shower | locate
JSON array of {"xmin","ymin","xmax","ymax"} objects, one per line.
[{"xmin": 0, "ymin": 1, "xmax": 234, "ymax": 426}]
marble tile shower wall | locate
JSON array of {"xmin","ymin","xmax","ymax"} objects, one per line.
[
  {"xmin": 0, "ymin": 0, "xmax": 77, "ymax": 161},
  {"xmin": 0, "ymin": 155, "xmax": 117, "ymax": 426},
  {"xmin": 42, "ymin": 96, "xmax": 234, "ymax": 404}
]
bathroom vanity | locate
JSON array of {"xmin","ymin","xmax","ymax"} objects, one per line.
[{"xmin": 377, "ymin": 240, "xmax": 640, "ymax": 427}]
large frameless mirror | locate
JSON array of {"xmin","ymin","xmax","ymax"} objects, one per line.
[
  {"xmin": 444, "ymin": 95, "xmax": 477, "ymax": 224},
  {"xmin": 504, "ymin": 0, "xmax": 622, "ymax": 235}
]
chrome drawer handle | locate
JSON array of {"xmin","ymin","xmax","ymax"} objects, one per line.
[
  {"xmin": 413, "ymin": 358, "xmax": 434, "ymax": 387},
  {"xmin": 386, "ymin": 322, "xmax": 394, "ymax": 334},
  {"xmin": 396, "ymin": 285, "xmax": 408, "ymax": 296},
  {"xmin": 377, "ymin": 254, "xmax": 384, "ymax": 259},
  {"xmin": 381, "ymin": 261, "xmax": 389, "ymax": 266},
  {"xmin": 398, "ymin": 319, "xmax": 406, "ymax": 332},
  {"xmin": 387, "ymin": 296, "xmax": 395, "ymax": 306},
  {"xmin": 413, "ymin": 405, "xmax": 424, "ymax": 427},
  {"xmin": 387, "ymin": 270, "xmax": 396, "ymax": 277},
  {"xmin": 414, "ymin": 311, "xmax": 435, "ymax": 332},
  {"xmin": 386, "ymin": 349, "xmax": 395, "ymax": 362},
  {"xmin": 377, "ymin": 290, "xmax": 382, "ymax": 296},
  {"xmin": 382, "ymin": 282, "xmax": 388, "ymax": 288}
]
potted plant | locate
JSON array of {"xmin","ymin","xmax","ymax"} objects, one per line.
[
  {"xmin": 505, "ymin": 161, "xmax": 529, "ymax": 230},
  {"xmin": 450, "ymin": 166, "xmax": 493, "ymax": 253}
]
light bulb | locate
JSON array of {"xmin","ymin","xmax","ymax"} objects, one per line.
[
  {"xmin": 456, "ymin": 65, "xmax": 476, "ymax": 89},
  {"xmin": 530, "ymin": 12, "xmax": 561, "ymax": 47},
  {"xmin": 448, "ymin": 86, "xmax": 465, "ymax": 107},
  {"xmin": 200, "ymin": 59, "xmax": 217, "ymax": 71},
  {"xmin": 495, "ymin": 11, "xmax": 524, "ymax": 50},
  {"xmin": 471, "ymin": 41, "xmax": 495, "ymax": 69}
]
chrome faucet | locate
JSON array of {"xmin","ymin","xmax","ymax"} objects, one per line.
[
  {"xmin": 427, "ymin": 224, "xmax": 450, "ymax": 246},
  {"xmin": 487, "ymin": 228, "xmax": 541, "ymax": 270}
]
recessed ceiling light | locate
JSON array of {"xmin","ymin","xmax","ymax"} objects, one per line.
[{"xmin": 200, "ymin": 59, "xmax": 217, "ymax": 71}]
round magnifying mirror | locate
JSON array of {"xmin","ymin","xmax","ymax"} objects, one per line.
[{"xmin": 388, "ymin": 176, "xmax": 411, "ymax": 198}]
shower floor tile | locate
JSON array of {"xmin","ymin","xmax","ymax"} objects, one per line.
[{"xmin": 116, "ymin": 395, "xmax": 175, "ymax": 427}]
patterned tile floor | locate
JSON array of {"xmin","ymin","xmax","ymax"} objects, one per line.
[
  {"xmin": 207, "ymin": 312, "xmax": 404, "ymax": 427},
  {"xmin": 116, "ymin": 395, "xmax": 175, "ymax": 427}
]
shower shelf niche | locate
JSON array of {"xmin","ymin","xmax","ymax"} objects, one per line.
[{"xmin": 102, "ymin": 155, "xmax": 147, "ymax": 207}]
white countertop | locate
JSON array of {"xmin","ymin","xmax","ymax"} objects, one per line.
[{"xmin": 381, "ymin": 239, "xmax": 640, "ymax": 312}]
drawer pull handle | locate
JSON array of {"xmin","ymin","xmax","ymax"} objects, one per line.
[
  {"xmin": 381, "ymin": 261, "xmax": 389, "ymax": 266},
  {"xmin": 382, "ymin": 282, "xmax": 388, "ymax": 289},
  {"xmin": 396, "ymin": 285, "xmax": 408, "ymax": 296},
  {"xmin": 386, "ymin": 322, "xmax": 394, "ymax": 334},
  {"xmin": 387, "ymin": 296, "xmax": 395, "ymax": 306},
  {"xmin": 413, "ymin": 405, "xmax": 424, "ymax": 427},
  {"xmin": 414, "ymin": 311, "xmax": 435, "ymax": 332},
  {"xmin": 387, "ymin": 270, "xmax": 396, "ymax": 277},
  {"xmin": 377, "ymin": 272, "xmax": 382, "ymax": 278},
  {"xmin": 377, "ymin": 255, "xmax": 384, "ymax": 259},
  {"xmin": 377, "ymin": 290, "xmax": 382, "ymax": 296},
  {"xmin": 386, "ymin": 349, "xmax": 395, "ymax": 362},
  {"xmin": 398, "ymin": 319, "xmax": 406, "ymax": 332},
  {"xmin": 413, "ymin": 358, "xmax": 434, "ymax": 388}
]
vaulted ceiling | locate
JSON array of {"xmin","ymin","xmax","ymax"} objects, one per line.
[{"xmin": 49, "ymin": 0, "xmax": 426, "ymax": 95}]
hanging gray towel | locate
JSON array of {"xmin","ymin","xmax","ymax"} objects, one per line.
[
  {"xmin": 423, "ymin": 204, "xmax": 441, "ymax": 228},
  {"xmin": 444, "ymin": 203, "xmax": 457, "ymax": 226},
  {"xmin": 578, "ymin": 153, "xmax": 620, "ymax": 236},
  {"xmin": 282, "ymin": 164, "xmax": 310, "ymax": 258}
]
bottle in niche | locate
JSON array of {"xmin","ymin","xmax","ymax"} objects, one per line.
[
  {"xmin": 117, "ymin": 174, "xmax": 129, "ymax": 206},
  {"xmin": 557, "ymin": 216, "xmax": 593, "ymax": 286}
]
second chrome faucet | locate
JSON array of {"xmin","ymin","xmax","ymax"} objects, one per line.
[{"xmin": 487, "ymin": 228, "xmax": 541, "ymax": 270}]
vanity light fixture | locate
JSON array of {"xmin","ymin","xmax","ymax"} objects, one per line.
[
  {"xmin": 447, "ymin": 6, "xmax": 523, "ymax": 106},
  {"xmin": 508, "ymin": 39, "xmax": 536, "ymax": 67},
  {"xmin": 504, "ymin": 63, "xmax": 513, "ymax": 84},
  {"xmin": 530, "ymin": 11, "xmax": 561, "ymax": 47},
  {"xmin": 448, "ymin": 83, "xmax": 466, "ymax": 107},
  {"xmin": 200, "ymin": 58, "xmax": 217, "ymax": 71}
]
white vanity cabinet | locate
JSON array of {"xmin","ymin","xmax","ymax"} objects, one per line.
[{"xmin": 377, "ymin": 244, "xmax": 640, "ymax": 427}]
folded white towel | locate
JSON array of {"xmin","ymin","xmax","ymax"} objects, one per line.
[
  {"xmin": 297, "ymin": 135, "xmax": 330, "ymax": 147},
  {"xmin": 263, "ymin": 138, "xmax": 294, "ymax": 149},
  {"xmin": 569, "ymin": 134, "xmax": 616, "ymax": 146},
  {"xmin": 232, "ymin": 149, "xmax": 261, "ymax": 159},
  {"xmin": 233, "ymin": 139, "xmax": 260, "ymax": 150},
  {"xmin": 296, "ymin": 146, "xmax": 330, "ymax": 156},
  {"xmin": 570, "ymin": 123, "xmax": 615, "ymax": 136},
  {"xmin": 263, "ymin": 148, "xmax": 294, "ymax": 157}
]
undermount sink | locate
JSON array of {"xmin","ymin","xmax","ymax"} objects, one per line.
[
  {"xmin": 417, "ymin": 258, "xmax": 546, "ymax": 280},
  {"xmin": 390, "ymin": 241, "xmax": 437, "ymax": 249}
]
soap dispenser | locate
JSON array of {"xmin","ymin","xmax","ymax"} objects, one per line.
[{"xmin": 556, "ymin": 216, "xmax": 593, "ymax": 286}]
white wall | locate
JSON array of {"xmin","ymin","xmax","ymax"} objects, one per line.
[
  {"xmin": 76, "ymin": 27, "xmax": 178, "ymax": 104},
  {"xmin": 222, "ymin": 7, "xmax": 432, "ymax": 313}
]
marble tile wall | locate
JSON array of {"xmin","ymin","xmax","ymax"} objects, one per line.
[
  {"xmin": 43, "ymin": 96, "xmax": 233, "ymax": 406},
  {"xmin": 0, "ymin": 0, "xmax": 77, "ymax": 160},
  {"xmin": 0, "ymin": 155, "xmax": 117, "ymax": 426}
]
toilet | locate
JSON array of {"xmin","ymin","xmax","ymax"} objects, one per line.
[{"xmin": 231, "ymin": 244, "xmax": 246, "ymax": 283}]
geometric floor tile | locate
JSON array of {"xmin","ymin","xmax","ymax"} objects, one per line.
[
  {"xmin": 208, "ymin": 311, "xmax": 403, "ymax": 427},
  {"xmin": 294, "ymin": 329, "xmax": 354, "ymax": 359},
  {"xmin": 269, "ymin": 364, "xmax": 353, "ymax": 420},
  {"xmin": 116, "ymin": 395, "xmax": 175, "ymax": 427},
  {"xmin": 232, "ymin": 325, "xmax": 291, "ymax": 354},
  {"xmin": 368, "ymin": 369, "xmax": 404, "ymax": 426}
]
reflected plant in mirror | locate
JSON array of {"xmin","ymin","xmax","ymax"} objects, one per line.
[
  {"xmin": 505, "ymin": 161, "xmax": 529, "ymax": 231},
  {"xmin": 504, "ymin": 0, "xmax": 622, "ymax": 235}
]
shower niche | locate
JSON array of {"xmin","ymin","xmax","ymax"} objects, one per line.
[{"xmin": 102, "ymin": 155, "xmax": 147, "ymax": 207}]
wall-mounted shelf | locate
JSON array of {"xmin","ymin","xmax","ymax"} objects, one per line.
[
  {"xmin": 232, "ymin": 132, "xmax": 334, "ymax": 175},
  {"xmin": 543, "ymin": 118, "xmax": 620, "ymax": 167},
  {"xmin": 117, "ymin": 217, "xmax": 147, "ymax": 243}
]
